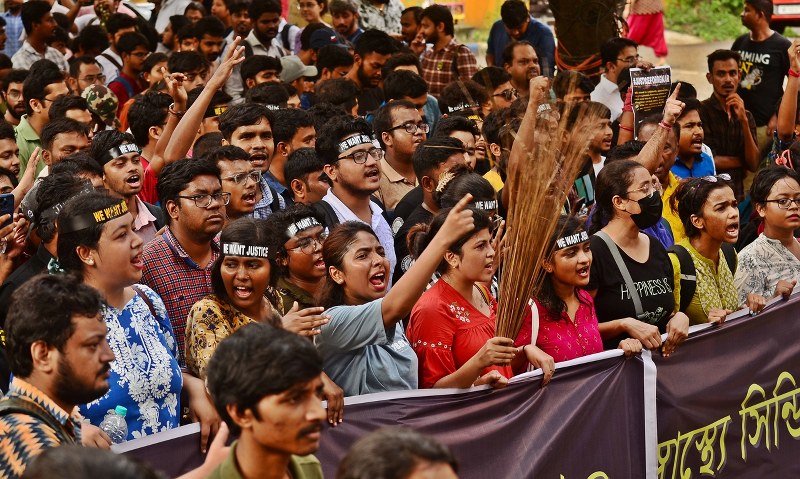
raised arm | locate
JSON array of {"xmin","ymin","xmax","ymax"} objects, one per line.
[
  {"xmin": 381, "ymin": 194, "xmax": 476, "ymax": 326},
  {"xmin": 778, "ymin": 39, "xmax": 800, "ymax": 142},
  {"xmin": 635, "ymin": 83, "xmax": 685, "ymax": 174},
  {"xmin": 162, "ymin": 36, "xmax": 245, "ymax": 165}
]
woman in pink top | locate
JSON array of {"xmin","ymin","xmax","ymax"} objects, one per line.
[{"xmin": 515, "ymin": 216, "xmax": 643, "ymax": 364}]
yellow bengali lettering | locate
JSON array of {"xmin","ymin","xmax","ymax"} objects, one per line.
[{"xmin": 657, "ymin": 416, "xmax": 731, "ymax": 479}]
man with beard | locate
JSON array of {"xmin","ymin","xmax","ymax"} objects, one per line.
[
  {"xmin": 244, "ymin": 0, "xmax": 290, "ymax": 57},
  {"xmin": 68, "ymin": 58, "xmax": 106, "ymax": 97},
  {"xmin": 699, "ymin": 49, "xmax": 759, "ymax": 202},
  {"xmin": 315, "ymin": 115, "xmax": 397, "ymax": 280},
  {"xmin": 486, "ymin": 0, "xmax": 555, "ymax": 75},
  {"xmin": 195, "ymin": 16, "xmax": 226, "ymax": 66},
  {"xmin": 0, "ymin": 122, "xmax": 19, "ymax": 176},
  {"xmin": 226, "ymin": 0, "xmax": 252, "ymax": 45},
  {"xmin": 11, "ymin": 1, "xmax": 67, "ymax": 72},
  {"xmin": 107, "ymin": 32, "xmax": 151, "ymax": 116},
  {"xmin": 1, "ymin": 69, "xmax": 27, "ymax": 126},
  {"xmin": 373, "ymin": 100, "xmax": 427, "ymax": 211},
  {"xmin": 503, "ymin": 40, "xmax": 540, "ymax": 99},
  {"xmin": 205, "ymin": 323, "xmax": 325, "ymax": 479},
  {"xmin": 91, "ymin": 130, "xmax": 165, "ymax": 244},
  {"xmin": 1, "ymin": 0, "xmax": 23, "ymax": 58},
  {"xmin": 0, "ymin": 274, "xmax": 115, "ymax": 479},
  {"xmin": 142, "ymin": 158, "xmax": 226, "ymax": 363},
  {"xmin": 417, "ymin": 4, "xmax": 478, "ymax": 98},
  {"xmin": 330, "ymin": 0, "xmax": 363, "ymax": 44},
  {"xmin": 345, "ymin": 29, "xmax": 397, "ymax": 116}
]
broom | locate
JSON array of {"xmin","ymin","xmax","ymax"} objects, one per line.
[{"xmin": 495, "ymin": 79, "xmax": 599, "ymax": 340}]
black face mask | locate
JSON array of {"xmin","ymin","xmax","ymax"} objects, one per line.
[{"xmin": 629, "ymin": 192, "xmax": 663, "ymax": 230}]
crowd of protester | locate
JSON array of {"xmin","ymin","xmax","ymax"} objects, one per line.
[{"xmin": 0, "ymin": 0, "xmax": 798, "ymax": 476}]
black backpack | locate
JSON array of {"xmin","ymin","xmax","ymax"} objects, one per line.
[{"xmin": 668, "ymin": 243, "xmax": 738, "ymax": 313}]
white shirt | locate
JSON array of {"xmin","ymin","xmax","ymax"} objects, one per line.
[
  {"xmin": 154, "ymin": 0, "xmax": 191, "ymax": 31},
  {"xmin": 95, "ymin": 47, "xmax": 122, "ymax": 85},
  {"xmin": 322, "ymin": 188, "xmax": 397, "ymax": 287},
  {"xmin": 590, "ymin": 74, "xmax": 624, "ymax": 122}
]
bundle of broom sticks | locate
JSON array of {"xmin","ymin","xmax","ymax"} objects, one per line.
[{"xmin": 495, "ymin": 77, "xmax": 601, "ymax": 340}]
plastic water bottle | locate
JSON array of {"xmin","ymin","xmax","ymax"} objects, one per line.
[{"xmin": 99, "ymin": 405, "xmax": 128, "ymax": 444}]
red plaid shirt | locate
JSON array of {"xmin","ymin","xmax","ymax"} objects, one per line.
[
  {"xmin": 140, "ymin": 227, "xmax": 220, "ymax": 365},
  {"xmin": 420, "ymin": 38, "xmax": 479, "ymax": 97}
]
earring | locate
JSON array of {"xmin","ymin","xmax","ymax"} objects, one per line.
[{"xmin": 86, "ymin": 258, "xmax": 94, "ymax": 265}]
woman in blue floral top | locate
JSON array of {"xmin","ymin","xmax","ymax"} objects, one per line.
[{"xmin": 56, "ymin": 191, "xmax": 219, "ymax": 450}]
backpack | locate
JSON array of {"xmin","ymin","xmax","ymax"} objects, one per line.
[
  {"xmin": 0, "ymin": 396, "xmax": 76, "ymax": 445},
  {"xmin": 668, "ymin": 243, "xmax": 738, "ymax": 313}
]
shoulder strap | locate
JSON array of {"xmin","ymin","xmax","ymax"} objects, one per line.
[
  {"xmin": 131, "ymin": 285, "xmax": 156, "ymax": 318},
  {"xmin": 0, "ymin": 396, "xmax": 76, "ymax": 445},
  {"xmin": 312, "ymin": 201, "xmax": 339, "ymax": 229},
  {"xmin": 267, "ymin": 184, "xmax": 281, "ymax": 213},
  {"xmin": 667, "ymin": 244, "xmax": 696, "ymax": 313},
  {"xmin": 451, "ymin": 44, "xmax": 462, "ymax": 79},
  {"xmin": 721, "ymin": 242, "xmax": 738, "ymax": 274},
  {"xmin": 113, "ymin": 75, "xmax": 135, "ymax": 98},
  {"xmin": 99, "ymin": 52, "xmax": 122, "ymax": 70},
  {"xmin": 594, "ymin": 231, "xmax": 644, "ymax": 319},
  {"xmin": 281, "ymin": 23, "xmax": 293, "ymax": 51}
]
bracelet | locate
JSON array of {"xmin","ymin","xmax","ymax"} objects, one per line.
[
  {"xmin": 619, "ymin": 125, "xmax": 634, "ymax": 132},
  {"xmin": 658, "ymin": 121, "xmax": 673, "ymax": 130},
  {"xmin": 790, "ymin": 69, "xmax": 800, "ymax": 78},
  {"xmin": 168, "ymin": 103, "xmax": 185, "ymax": 117}
]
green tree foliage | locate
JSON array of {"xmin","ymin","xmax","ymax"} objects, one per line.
[{"xmin": 665, "ymin": 0, "xmax": 746, "ymax": 41}]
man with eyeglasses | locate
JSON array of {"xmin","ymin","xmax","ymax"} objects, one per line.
[
  {"xmin": 373, "ymin": 100, "xmax": 428, "ymax": 211},
  {"xmin": 108, "ymin": 32, "xmax": 151, "ymax": 117},
  {"xmin": 68, "ymin": 57, "xmax": 106, "ymax": 96},
  {"xmin": 315, "ymin": 115, "xmax": 397, "ymax": 282},
  {"xmin": 16, "ymin": 59, "xmax": 69, "ymax": 179},
  {"xmin": 142, "ymin": 157, "xmax": 228, "ymax": 363},
  {"xmin": 1, "ymin": 69, "xmax": 28, "ymax": 126},
  {"xmin": 206, "ymin": 145, "xmax": 261, "ymax": 222},
  {"xmin": 591, "ymin": 37, "xmax": 643, "ymax": 122}
]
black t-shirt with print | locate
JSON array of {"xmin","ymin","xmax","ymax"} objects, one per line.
[
  {"xmin": 392, "ymin": 204, "xmax": 434, "ymax": 285},
  {"xmin": 587, "ymin": 232, "xmax": 675, "ymax": 349},
  {"xmin": 732, "ymin": 32, "xmax": 792, "ymax": 126}
]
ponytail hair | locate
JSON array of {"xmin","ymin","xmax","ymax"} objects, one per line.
[
  {"xmin": 589, "ymin": 159, "xmax": 643, "ymax": 234},
  {"xmin": 407, "ymin": 206, "xmax": 491, "ymax": 276},
  {"xmin": 318, "ymin": 222, "xmax": 379, "ymax": 309}
]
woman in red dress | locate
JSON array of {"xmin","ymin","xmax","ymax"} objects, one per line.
[{"xmin": 407, "ymin": 207, "xmax": 554, "ymax": 389}]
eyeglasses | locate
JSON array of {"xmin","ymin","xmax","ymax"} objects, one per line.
[
  {"xmin": 5, "ymin": 90, "xmax": 21, "ymax": 100},
  {"xmin": 617, "ymin": 54, "xmax": 641, "ymax": 65},
  {"xmin": 222, "ymin": 170, "xmax": 261, "ymax": 184},
  {"xmin": 43, "ymin": 94, "xmax": 67, "ymax": 103},
  {"xmin": 130, "ymin": 51, "xmax": 149, "ymax": 58},
  {"xmin": 493, "ymin": 88, "xmax": 518, "ymax": 101},
  {"xmin": 176, "ymin": 192, "xmax": 231, "ymax": 208},
  {"xmin": 626, "ymin": 182, "xmax": 657, "ymax": 198},
  {"xmin": 764, "ymin": 197, "xmax": 800, "ymax": 209},
  {"xmin": 80, "ymin": 74, "xmax": 106, "ymax": 83},
  {"xmin": 338, "ymin": 147, "xmax": 384, "ymax": 164},
  {"xmin": 287, "ymin": 232, "xmax": 329, "ymax": 255},
  {"xmin": 386, "ymin": 122, "xmax": 430, "ymax": 135}
]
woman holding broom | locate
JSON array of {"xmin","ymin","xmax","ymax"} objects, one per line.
[
  {"xmin": 407, "ymin": 207, "xmax": 555, "ymax": 389},
  {"xmin": 514, "ymin": 215, "xmax": 643, "ymax": 364}
]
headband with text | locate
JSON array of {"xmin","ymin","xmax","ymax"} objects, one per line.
[
  {"xmin": 59, "ymin": 199, "xmax": 129, "ymax": 234},
  {"xmin": 286, "ymin": 217, "xmax": 322, "ymax": 238},
  {"xmin": 338, "ymin": 134, "xmax": 374, "ymax": 154},
  {"xmin": 221, "ymin": 242, "xmax": 270, "ymax": 258},
  {"xmin": 108, "ymin": 143, "xmax": 140, "ymax": 159},
  {"xmin": 555, "ymin": 231, "xmax": 589, "ymax": 250}
]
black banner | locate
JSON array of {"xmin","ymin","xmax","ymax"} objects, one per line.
[{"xmin": 654, "ymin": 294, "xmax": 800, "ymax": 478}]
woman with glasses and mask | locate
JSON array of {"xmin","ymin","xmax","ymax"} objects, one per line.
[
  {"xmin": 669, "ymin": 174, "xmax": 767, "ymax": 325},
  {"xmin": 264, "ymin": 205, "xmax": 329, "ymax": 314},
  {"xmin": 735, "ymin": 166, "xmax": 800, "ymax": 305},
  {"xmin": 587, "ymin": 159, "xmax": 689, "ymax": 357},
  {"xmin": 57, "ymin": 191, "xmax": 220, "ymax": 449}
]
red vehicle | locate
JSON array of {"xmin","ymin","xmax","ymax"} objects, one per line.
[{"xmin": 771, "ymin": 0, "xmax": 800, "ymax": 33}]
